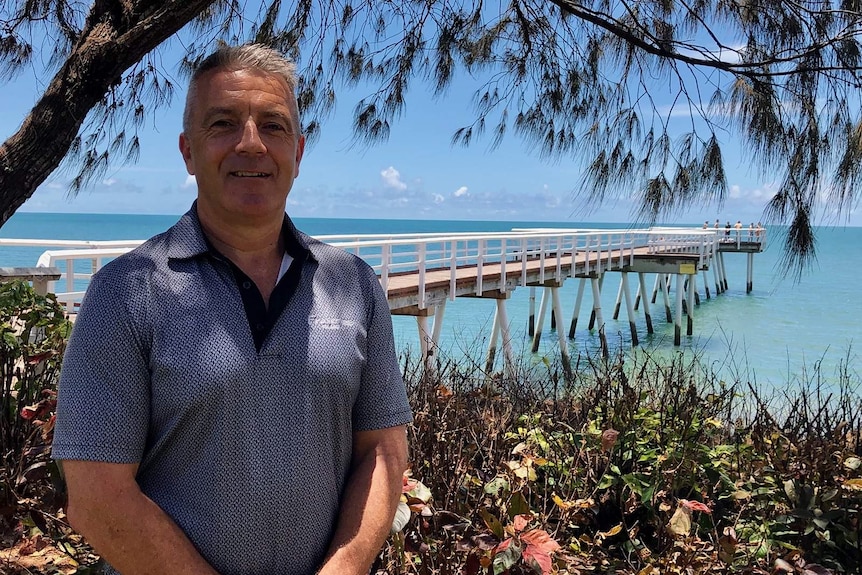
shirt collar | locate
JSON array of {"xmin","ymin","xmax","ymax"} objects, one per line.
[{"xmin": 166, "ymin": 201, "xmax": 315, "ymax": 262}]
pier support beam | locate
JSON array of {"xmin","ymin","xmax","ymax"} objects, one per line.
[
  {"xmin": 531, "ymin": 288, "xmax": 550, "ymax": 353},
  {"xmin": 637, "ymin": 272, "xmax": 654, "ymax": 334},
  {"xmin": 746, "ymin": 253, "xmax": 754, "ymax": 293},
  {"xmin": 497, "ymin": 299, "xmax": 515, "ymax": 376},
  {"xmin": 674, "ymin": 274, "xmax": 685, "ymax": 346},
  {"xmin": 712, "ymin": 259, "xmax": 721, "ymax": 295},
  {"xmin": 651, "ymin": 274, "xmax": 661, "ymax": 304},
  {"xmin": 568, "ymin": 278, "xmax": 587, "ymax": 339},
  {"xmin": 720, "ymin": 252, "xmax": 729, "ymax": 291},
  {"xmin": 686, "ymin": 273, "xmax": 695, "ymax": 336},
  {"xmin": 550, "ymin": 287, "xmax": 573, "ymax": 380},
  {"xmin": 702, "ymin": 269, "xmax": 711, "ymax": 300},
  {"xmin": 613, "ymin": 278, "xmax": 624, "ymax": 320},
  {"xmin": 621, "ymin": 272, "xmax": 638, "ymax": 346},
  {"xmin": 528, "ymin": 287, "xmax": 536, "ymax": 336},
  {"xmin": 660, "ymin": 273, "xmax": 673, "ymax": 323},
  {"xmin": 590, "ymin": 276, "xmax": 609, "ymax": 358},
  {"xmin": 588, "ymin": 274, "xmax": 605, "ymax": 330},
  {"xmin": 418, "ymin": 315, "xmax": 433, "ymax": 370},
  {"xmin": 486, "ymin": 310, "xmax": 500, "ymax": 373},
  {"xmin": 485, "ymin": 298, "xmax": 514, "ymax": 376}
]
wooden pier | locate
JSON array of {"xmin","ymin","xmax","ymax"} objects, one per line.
[{"xmin": 2, "ymin": 226, "xmax": 766, "ymax": 376}]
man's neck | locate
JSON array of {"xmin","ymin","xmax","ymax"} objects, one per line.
[{"xmin": 197, "ymin": 209, "xmax": 286, "ymax": 304}]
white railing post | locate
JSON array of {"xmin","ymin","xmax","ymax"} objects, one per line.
[
  {"xmin": 449, "ymin": 240, "xmax": 457, "ymax": 300},
  {"xmin": 476, "ymin": 239, "xmax": 485, "ymax": 295},
  {"xmin": 418, "ymin": 243, "xmax": 427, "ymax": 309},
  {"xmin": 500, "ymin": 238, "xmax": 507, "ymax": 293},
  {"xmin": 380, "ymin": 244, "xmax": 391, "ymax": 293},
  {"xmin": 520, "ymin": 237, "xmax": 527, "ymax": 286}
]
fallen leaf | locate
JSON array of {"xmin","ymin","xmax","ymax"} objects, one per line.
[
  {"xmin": 597, "ymin": 523, "xmax": 623, "ymax": 539},
  {"xmin": 843, "ymin": 479, "xmax": 862, "ymax": 491},
  {"xmin": 601, "ymin": 428, "xmax": 620, "ymax": 452},
  {"xmin": 667, "ymin": 506, "xmax": 691, "ymax": 537}
]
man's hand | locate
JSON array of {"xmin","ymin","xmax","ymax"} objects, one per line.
[
  {"xmin": 62, "ymin": 460, "xmax": 220, "ymax": 575},
  {"xmin": 317, "ymin": 425, "xmax": 409, "ymax": 575}
]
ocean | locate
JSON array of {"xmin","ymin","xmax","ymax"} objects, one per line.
[{"xmin": 0, "ymin": 211, "xmax": 859, "ymax": 388}]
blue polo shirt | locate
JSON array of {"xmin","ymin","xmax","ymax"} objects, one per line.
[{"xmin": 52, "ymin": 205, "xmax": 413, "ymax": 575}]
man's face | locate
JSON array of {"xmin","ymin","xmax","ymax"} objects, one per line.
[{"xmin": 179, "ymin": 67, "xmax": 305, "ymax": 224}]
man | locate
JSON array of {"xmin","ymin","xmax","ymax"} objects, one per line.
[{"xmin": 52, "ymin": 44, "xmax": 412, "ymax": 575}]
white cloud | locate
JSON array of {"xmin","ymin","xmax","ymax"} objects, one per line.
[
  {"xmin": 453, "ymin": 186, "xmax": 469, "ymax": 197},
  {"xmin": 102, "ymin": 178, "xmax": 117, "ymax": 186},
  {"xmin": 433, "ymin": 194, "xmax": 445, "ymax": 204},
  {"xmin": 183, "ymin": 175, "xmax": 196, "ymax": 188},
  {"xmin": 729, "ymin": 184, "xmax": 742, "ymax": 199},
  {"xmin": 381, "ymin": 166, "xmax": 407, "ymax": 191}
]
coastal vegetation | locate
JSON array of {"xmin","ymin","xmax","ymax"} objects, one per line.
[
  {"xmin": 1, "ymin": 280, "xmax": 860, "ymax": 574},
  {"xmin": 3, "ymin": 1, "xmax": 862, "ymax": 270}
]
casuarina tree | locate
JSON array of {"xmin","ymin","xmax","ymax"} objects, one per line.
[{"xmin": 2, "ymin": 0, "xmax": 861, "ymax": 272}]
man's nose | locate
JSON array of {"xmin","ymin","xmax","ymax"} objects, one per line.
[{"xmin": 236, "ymin": 119, "xmax": 266, "ymax": 154}]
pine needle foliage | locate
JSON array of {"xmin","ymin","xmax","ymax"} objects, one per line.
[{"xmin": 3, "ymin": 1, "xmax": 862, "ymax": 272}]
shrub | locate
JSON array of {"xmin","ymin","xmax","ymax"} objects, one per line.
[{"xmin": 0, "ymin": 280, "xmax": 74, "ymax": 573}]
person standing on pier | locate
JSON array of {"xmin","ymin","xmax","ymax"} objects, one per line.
[{"xmin": 52, "ymin": 44, "xmax": 412, "ymax": 575}]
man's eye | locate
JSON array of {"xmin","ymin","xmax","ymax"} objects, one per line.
[{"xmin": 210, "ymin": 119, "xmax": 232, "ymax": 128}]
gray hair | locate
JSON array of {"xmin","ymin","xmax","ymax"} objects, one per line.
[{"xmin": 182, "ymin": 43, "xmax": 301, "ymax": 135}]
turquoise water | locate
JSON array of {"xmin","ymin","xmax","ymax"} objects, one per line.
[{"xmin": 0, "ymin": 212, "xmax": 859, "ymax": 387}]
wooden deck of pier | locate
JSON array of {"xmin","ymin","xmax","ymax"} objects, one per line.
[{"xmin": 385, "ymin": 246, "xmax": 702, "ymax": 313}]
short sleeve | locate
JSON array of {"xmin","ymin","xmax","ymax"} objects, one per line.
[
  {"xmin": 52, "ymin": 268, "xmax": 151, "ymax": 463},
  {"xmin": 352, "ymin": 266, "xmax": 413, "ymax": 431}
]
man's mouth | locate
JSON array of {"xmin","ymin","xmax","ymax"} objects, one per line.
[{"xmin": 230, "ymin": 171, "xmax": 270, "ymax": 178}]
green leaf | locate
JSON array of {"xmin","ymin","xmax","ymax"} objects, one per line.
[
  {"xmin": 492, "ymin": 541, "xmax": 522, "ymax": 575},
  {"xmin": 485, "ymin": 476, "xmax": 510, "ymax": 497},
  {"xmin": 406, "ymin": 479, "xmax": 432, "ymax": 503},
  {"xmin": 597, "ymin": 473, "xmax": 616, "ymax": 490},
  {"xmin": 508, "ymin": 491, "xmax": 530, "ymax": 518},
  {"xmin": 480, "ymin": 508, "xmax": 505, "ymax": 539}
]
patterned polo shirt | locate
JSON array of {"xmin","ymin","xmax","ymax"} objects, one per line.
[{"xmin": 52, "ymin": 205, "xmax": 413, "ymax": 575}]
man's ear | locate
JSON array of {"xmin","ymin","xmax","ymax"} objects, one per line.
[
  {"xmin": 179, "ymin": 133, "xmax": 195, "ymax": 175},
  {"xmin": 293, "ymin": 134, "xmax": 306, "ymax": 178}
]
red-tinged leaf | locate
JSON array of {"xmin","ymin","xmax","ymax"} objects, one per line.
[
  {"xmin": 520, "ymin": 529, "xmax": 561, "ymax": 554},
  {"xmin": 523, "ymin": 543, "xmax": 554, "ymax": 575},
  {"xmin": 680, "ymin": 499, "xmax": 712, "ymax": 514},
  {"xmin": 495, "ymin": 537, "xmax": 513, "ymax": 553},
  {"xmin": 513, "ymin": 513, "xmax": 531, "ymax": 532},
  {"xmin": 26, "ymin": 350, "xmax": 54, "ymax": 365},
  {"xmin": 20, "ymin": 405, "xmax": 38, "ymax": 420}
]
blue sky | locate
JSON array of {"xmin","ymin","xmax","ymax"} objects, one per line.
[{"xmin": 3, "ymin": 42, "xmax": 857, "ymax": 226}]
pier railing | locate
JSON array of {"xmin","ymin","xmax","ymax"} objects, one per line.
[{"xmin": 0, "ymin": 227, "xmax": 744, "ymax": 311}]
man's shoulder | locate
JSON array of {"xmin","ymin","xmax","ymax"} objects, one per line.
[{"xmin": 97, "ymin": 229, "xmax": 174, "ymax": 277}]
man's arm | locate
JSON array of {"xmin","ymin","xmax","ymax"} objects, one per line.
[
  {"xmin": 317, "ymin": 425, "xmax": 409, "ymax": 575},
  {"xmin": 62, "ymin": 460, "xmax": 220, "ymax": 575}
]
